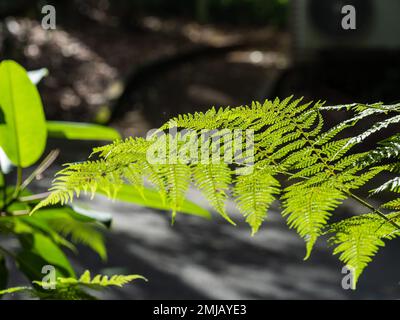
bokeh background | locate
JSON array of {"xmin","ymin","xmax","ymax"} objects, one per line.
[{"xmin": 1, "ymin": 0, "xmax": 400, "ymax": 299}]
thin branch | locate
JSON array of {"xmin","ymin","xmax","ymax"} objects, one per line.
[
  {"xmin": 3, "ymin": 150, "xmax": 59, "ymax": 211},
  {"xmin": 275, "ymin": 168, "xmax": 400, "ymax": 230},
  {"xmin": 20, "ymin": 149, "xmax": 60, "ymax": 191},
  {"xmin": 346, "ymin": 191, "xmax": 400, "ymax": 230},
  {"xmin": 18, "ymin": 192, "xmax": 51, "ymax": 203},
  {"xmin": 9, "ymin": 210, "xmax": 30, "ymax": 216},
  {"xmin": 12, "ymin": 166, "xmax": 22, "ymax": 199}
]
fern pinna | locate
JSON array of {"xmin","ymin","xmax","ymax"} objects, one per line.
[
  {"xmin": 0, "ymin": 270, "xmax": 146, "ymax": 300},
  {"xmin": 32, "ymin": 97, "xmax": 400, "ymax": 287}
]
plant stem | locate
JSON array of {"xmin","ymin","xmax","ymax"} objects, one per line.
[
  {"xmin": 12, "ymin": 166, "xmax": 22, "ymax": 199},
  {"xmin": 346, "ymin": 191, "xmax": 400, "ymax": 230},
  {"xmin": 275, "ymin": 168, "xmax": 400, "ymax": 230},
  {"xmin": 2, "ymin": 150, "xmax": 60, "ymax": 212},
  {"xmin": 18, "ymin": 192, "xmax": 51, "ymax": 203},
  {"xmin": 9, "ymin": 210, "xmax": 30, "ymax": 216},
  {"xmin": 20, "ymin": 149, "xmax": 59, "ymax": 192}
]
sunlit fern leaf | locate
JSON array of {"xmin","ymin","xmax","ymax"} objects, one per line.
[
  {"xmin": 233, "ymin": 167, "xmax": 280, "ymax": 235},
  {"xmin": 192, "ymin": 162, "xmax": 234, "ymax": 225},
  {"xmin": 31, "ymin": 160, "xmax": 123, "ymax": 213},
  {"xmin": 282, "ymin": 185, "xmax": 346, "ymax": 259},
  {"xmin": 344, "ymin": 114, "xmax": 400, "ymax": 149},
  {"xmin": 361, "ymin": 134, "xmax": 400, "ymax": 166},
  {"xmin": 33, "ymin": 271, "xmax": 147, "ymax": 300},
  {"xmin": 155, "ymin": 163, "xmax": 191, "ymax": 224},
  {"xmin": 372, "ymin": 177, "xmax": 400, "ymax": 194},
  {"xmin": 42, "ymin": 213, "xmax": 107, "ymax": 260},
  {"xmin": 1, "ymin": 271, "xmax": 146, "ymax": 300},
  {"xmin": 328, "ymin": 213, "xmax": 400, "ymax": 288},
  {"xmin": 123, "ymin": 162, "xmax": 145, "ymax": 197},
  {"xmin": 382, "ymin": 198, "xmax": 400, "ymax": 210},
  {"xmin": 53, "ymin": 270, "xmax": 147, "ymax": 288},
  {"xmin": 31, "ymin": 96, "xmax": 400, "ymax": 280}
]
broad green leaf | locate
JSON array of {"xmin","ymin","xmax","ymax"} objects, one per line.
[
  {"xmin": 0, "ymin": 60, "xmax": 47, "ymax": 167},
  {"xmin": 70, "ymin": 202, "xmax": 112, "ymax": 227},
  {"xmin": 46, "ymin": 121, "xmax": 121, "ymax": 141},
  {"xmin": 17, "ymin": 232, "xmax": 75, "ymax": 281},
  {"xmin": 15, "ymin": 216, "xmax": 76, "ymax": 253},
  {"xmin": 97, "ymin": 184, "xmax": 211, "ymax": 220}
]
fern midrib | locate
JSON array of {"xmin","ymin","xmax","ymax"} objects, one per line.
[
  {"xmin": 170, "ymin": 165, "xmax": 179, "ymax": 212},
  {"xmin": 207, "ymin": 165, "xmax": 224, "ymax": 213},
  {"xmin": 286, "ymin": 109, "xmax": 400, "ymax": 231}
]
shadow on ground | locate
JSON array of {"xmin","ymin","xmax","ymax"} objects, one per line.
[{"xmin": 69, "ymin": 190, "xmax": 400, "ymax": 300}]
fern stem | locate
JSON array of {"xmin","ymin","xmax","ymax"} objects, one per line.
[
  {"xmin": 281, "ymin": 106, "xmax": 400, "ymax": 230},
  {"xmin": 346, "ymin": 192, "xmax": 400, "ymax": 230},
  {"xmin": 276, "ymin": 168, "xmax": 400, "ymax": 230}
]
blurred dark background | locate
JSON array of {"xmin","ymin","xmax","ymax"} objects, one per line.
[{"xmin": 2, "ymin": 0, "xmax": 400, "ymax": 299}]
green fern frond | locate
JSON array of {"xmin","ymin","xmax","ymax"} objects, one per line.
[
  {"xmin": 42, "ymin": 213, "xmax": 107, "ymax": 260},
  {"xmin": 233, "ymin": 166, "xmax": 280, "ymax": 235},
  {"xmin": 283, "ymin": 185, "xmax": 346, "ymax": 259},
  {"xmin": 51, "ymin": 270, "xmax": 147, "ymax": 288},
  {"xmin": 361, "ymin": 134, "xmax": 400, "ymax": 166},
  {"xmin": 193, "ymin": 162, "xmax": 234, "ymax": 225},
  {"xmin": 0, "ymin": 270, "xmax": 146, "ymax": 300},
  {"xmin": 329, "ymin": 213, "xmax": 400, "ymax": 287},
  {"xmin": 156, "ymin": 163, "xmax": 192, "ymax": 224},
  {"xmin": 32, "ymin": 96, "xmax": 400, "ymax": 287},
  {"xmin": 345, "ymin": 114, "xmax": 400, "ymax": 148},
  {"xmin": 373, "ymin": 177, "xmax": 400, "ymax": 194},
  {"xmin": 383, "ymin": 198, "xmax": 400, "ymax": 210}
]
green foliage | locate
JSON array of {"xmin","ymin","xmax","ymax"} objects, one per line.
[
  {"xmin": 328, "ymin": 213, "xmax": 400, "ymax": 287},
  {"xmin": 96, "ymin": 184, "xmax": 211, "ymax": 220},
  {"xmin": 0, "ymin": 60, "xmax": 145, "ymax": 299},
  {"xmin": 46, "ymin": 121, "xmax": 121, "ymax": 141},
  {"xmin": 110, "ymin": 0, "xmax": 288, "ymax": 26},
  {"xmin": 234, "ymin": 166, "xmax": 280, "ymax": 235},
  {"xmin": 0, "ymin": 270, "xmax": 147, "ymax": 300},
  {"xmin": 31, "ymin": 208, "xmax": 108, "ymax": 261},
  {"xmin": 36, "ymin": 96, "xmax": 400, "ymax": 288},
  {"xmin": 0, "ymin": 60, "xmax": 47, "ymax": 168}
]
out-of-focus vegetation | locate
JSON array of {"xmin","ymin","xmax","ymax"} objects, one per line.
[
  {"xmin": 0, "ymin": 0, "xmax": 289, "ymax": 26},
  {"xmin": 110, "ymin": 0, "xmax": 288, "ymax": 25}
]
